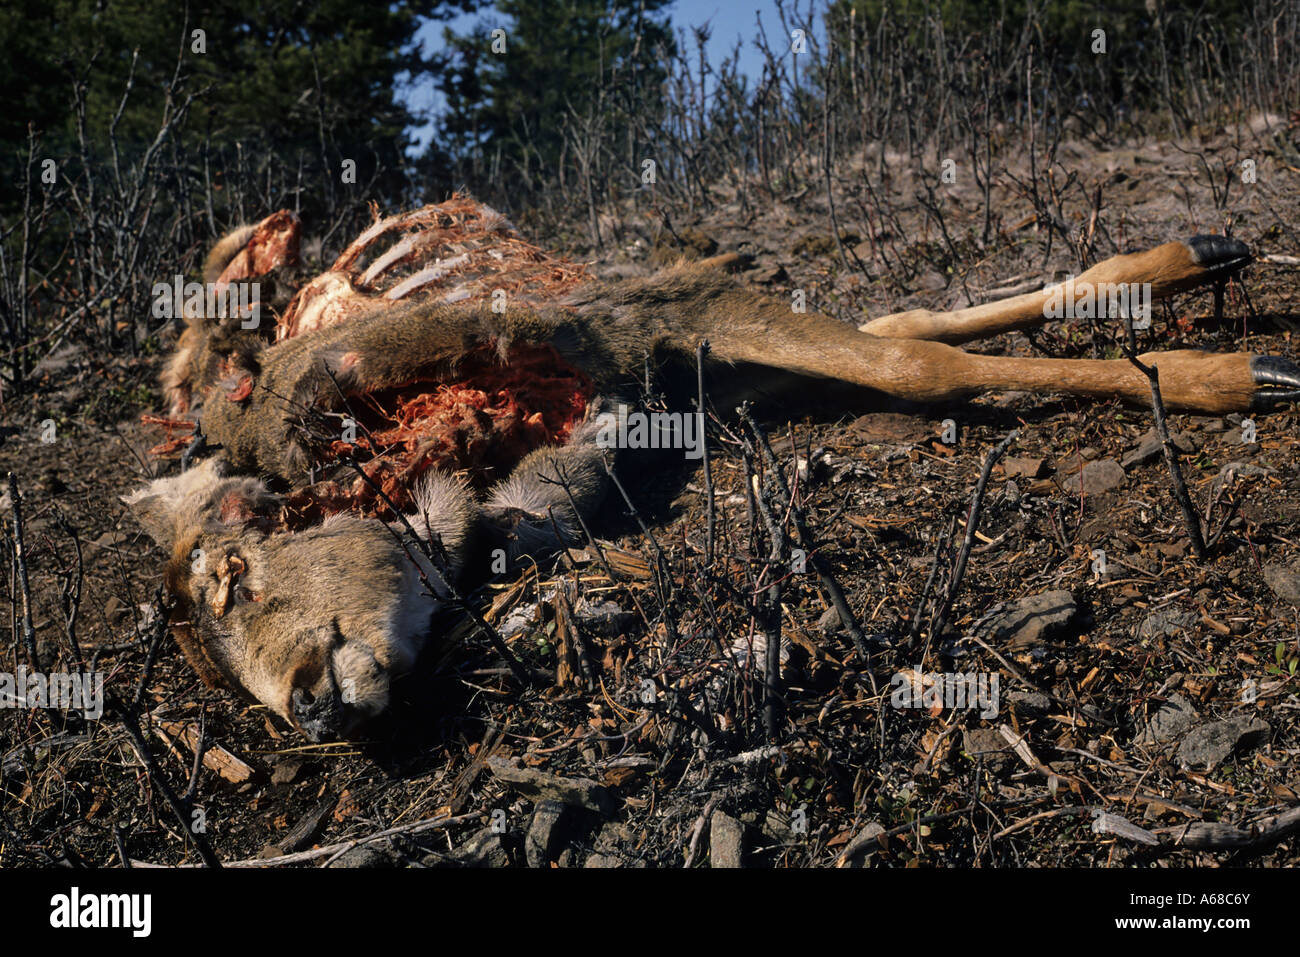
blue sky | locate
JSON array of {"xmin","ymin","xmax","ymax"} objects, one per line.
[{"xmin": 399, "ymin": 0, "xmax": 821, "ymax": 154}]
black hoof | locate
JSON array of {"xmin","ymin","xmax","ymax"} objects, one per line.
[
  {"xmin": 1251, "ymin": 355, "xmax": 1300, "ymax": 411},
  {"xmin": 1186, "ymin": 234, "xmax": 1252, "ymax": 278}
]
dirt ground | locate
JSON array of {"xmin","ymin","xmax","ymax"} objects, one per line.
[{"xmin": 3, "ymin": 118, "xmax": 1300, "ymax": 868}]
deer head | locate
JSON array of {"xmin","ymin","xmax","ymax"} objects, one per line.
[{"xmin": 123, "ymin": 459, "xmax": 475, "ymax": 740}]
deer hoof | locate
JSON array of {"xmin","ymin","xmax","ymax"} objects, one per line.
[
  {"xmin": 1186, "ymin": 234, "xmax": 1252, "ymax": 277},
  {"xmin": 1251, "ymin": 355, "xmax": 1300, "ymax": 410}
]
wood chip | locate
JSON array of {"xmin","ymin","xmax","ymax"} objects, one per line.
[{"xmin": 157, "ymin": 720, "xmax": 256, "ymax": 784}]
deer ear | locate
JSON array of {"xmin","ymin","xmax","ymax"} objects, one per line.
[
  {"xmin": 121, "ymin": 459, "xmax": 227, "ymax": 549},
  {"xmin": 121, "ymin": 484, "xmax": 183, "ymax": 548}
]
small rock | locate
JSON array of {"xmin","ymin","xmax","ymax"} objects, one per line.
[
  {"xmin": 1134, "ymin": 693, "xmax": 1197, "ymax": 747},
  {"xmin": 592, "ymin": 820, "xmax": 634, "ymax": 850},
  {"xmin": 962, "ymin": 727, "xmax": 1012, "ymax": 770},
  {"xmin": 1007, "ymin": 691, "xmax": 1052, "ymax": 714},
  {"xmin": 730, "ymin": 633, "xmax": 790, "ymax": 673},
  {"xmin": 31, "ymin": 344, "xmax": 85, "ymax": 377},
  {"xmin": 487, "ymin": 758, "xmax": 615, "ymax": 815},
  {"xmin": 1153, "ymin": 541, "xmax": 1188, "ymax": 560},
  {"xmin": 1003, "ymin": 456, "xmax": 1046, "ymax": 479},
  {"xmin": 976, "ymin": 590, "xmax": 1080, "ymax": 650},
  {"xmin": 915, "ymin": 269, "xmax": 946, "ymax": 291},
  {"xmin": 709, "ymin": 810, "xmax": 746, "ymax": 868},
  {"xmin": 582, "ymin": 821, "xmax": 644, "ymax": 867},
  {"xmin": 525, "ymin": 800, "xmax": 570, "ymax": 868},
  {"xmin": 817, "ymin": 606, "xmax": 842, "ymax": 631},
  {"xmin": 500, "ymin": 603, "xmax": 538, "ymax": 639},
  {"xmin": 328, "ymin": 845, "xmax": 399, "ymax": 867},
  {"xmin": 1176, "ymin": 716, "xmax": 1269, "ymax": 769},
  {"xmin": 752, "ymin": 264, "xmax": 788, "ymax": 285},
  {"xmin": 1120, "ymin": 428, "xmax": 1196, "ymax": 468},
  {"xmin": 445, "ymin": 827, "xmax": 515, "ymax": 868},
  {"xmin": 1057, "ymin": 458, "xmax": 1125, "ymax": 496},
  {"xmin": 1091, "ymin": 810, "xmax": 1159, "ymax": 845},
  {"xmin": 270, "ymin": 756, "xmax": 306, "ymax": 786},
  {"xmin": 1211, "ymin": 461, "xmax": 1276, "ymax": 498},
  {"xmin": 102, "ymin": 595, "xmax": 128, "ymax": 626},
  {"xmin": 85, "ymin": 529, "xmax": 131, "ymax": 561},
  {"xmin": 760, "ymin": 810, "xmax": 794, "ymax": 844},
  {"xmin": 1138, "ymin": 607, "xmax": 1197, "ymax": 639},
  {"xmin": 837, "ymin": 822, "xmax": 886, "ymax": 866},
  {"xmin": 1262, "ymin": 564, "xmax": 1300, "ymax": 605}
]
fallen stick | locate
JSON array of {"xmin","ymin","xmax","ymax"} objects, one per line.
[
  {"xmin": 1155, "ymin": 804, "xmax": 1300, "ymax": 852},
  {"xmin": 6, "ymin": 473, "xmax": 41, "ymax": 672},
  {"xmin": 131, "ymin": 811, "xmax": 480, "ymax": 867}
]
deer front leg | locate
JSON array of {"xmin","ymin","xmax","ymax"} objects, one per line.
[{"xmin": 858, "ymin": 236, "xmax": 1252, "ymax": 344}]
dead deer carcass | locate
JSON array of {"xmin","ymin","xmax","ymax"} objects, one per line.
[{"xmin": 125, "ymin": 197, "xmax": 1298, "ymax": 740}]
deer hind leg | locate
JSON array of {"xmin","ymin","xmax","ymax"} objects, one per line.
[
  {"xmin": 679, "ymin": 282, "xmax": 1300, "ymax": 415},
  {"xmin": 858, "ymin": 236, "xmax": 1253, "ymax": 345}
]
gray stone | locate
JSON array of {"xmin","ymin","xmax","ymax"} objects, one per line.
[
  {"xmin": 709, "ymin": 810, "xmax": 746, "ymax": 868},
  {"xmin": 1176, "ymin": 716, "xmax": 1270, "ymax": 769},
  {"xmin": 837, "ymin": 822, "xmax": 886, "ymax": 866},
  {"xmin": 1211, "ymin": 462, "xmax": 1276, "ymax": 499},
  {"xmin": 1263, "ymin": 564, "xmax": 1300, "ymax": 605},
  {"xmin": 575, "ymin": 599, "xmax": 635, "ymax": 636},
  {"xmin": 846, "ymin": 412, "xmax": 932, "ymax": 445},
  {"xmin": 1134, "ymin": 693, "xmax": 1198, "ymax": 747},
  {"xmin": 977, "ymin": 590, "xmax": 1080, "ymax": 650},
  {"xmin": 962, "ymin": 727, "xmax": 1012, "ymax": 770},
  {"xmin": 447, "ymin": 827, "xmax": 514, "ymax": 868},
  {"xmin": 1058, "ymin": 458, "xmax": 1126, "ymax": 496},
  {"xmin": 1003, "ymin": 456, "xmax": 1046, "ymax": 479},
  {"xmin": 1007, "ymin": 691, "xmax": 1052, "ymax": 714},
  {"xmin": 1138, "ymin": 607, "xmax": 1197, "ymax": 639},
  {"xmin": 84, "ymin": 529, "xmax": 131, "ymax": 560},
  {"xmin": 760, "ymin": 809, "xmax": 794, "ymax": 844},
  {"xmin": 487, "ymin": 758, "xmax": 615, "ymax": 815},
  {"xmin": 525, "ymin": 800, "xmax": 570, "ymax": 868},
  {"xmin": 1121, "ymin": 429, "xmax": 1196, "ymax": 468},
  {"xmin": 328, "ymin": 845, "xmax": 399, "ymax": 867},
  {"xmin": 269, "ymin": 756, "xmax": 306, "ymax": 786},
  {"xmin": 101, "ymin": 595, "xmax": 128, "ymax": 626},
  {"xmin": 817, "ymin": 605, "xmax": 842, "ymax": 631}
]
